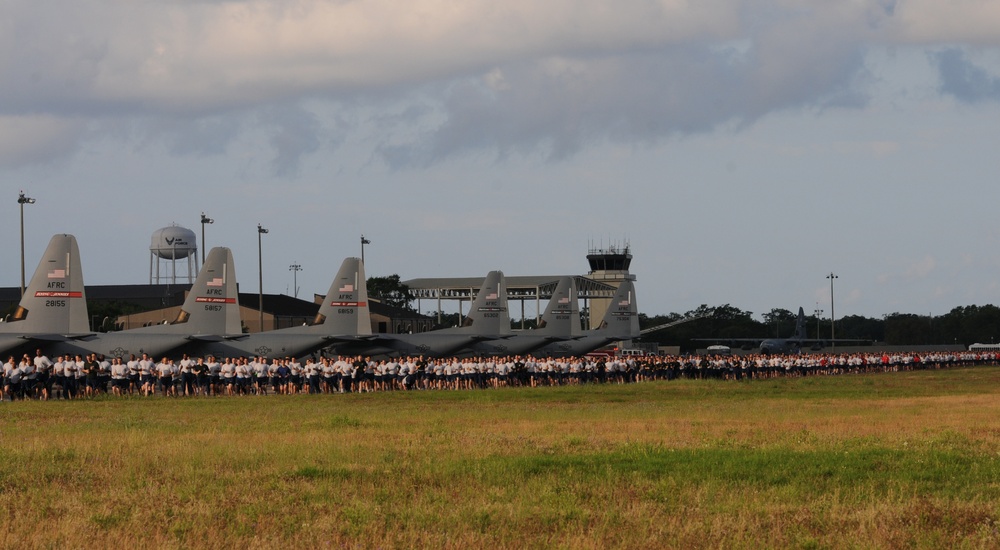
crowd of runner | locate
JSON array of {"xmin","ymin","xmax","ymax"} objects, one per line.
[{"xmin": 2, "ymin": 349, "xmax": 997, "ymax": 401}]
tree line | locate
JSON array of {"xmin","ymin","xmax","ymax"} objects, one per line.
[{"xmin": 635, "ymin": 304, "xmax": 1000, "ymax": 351}]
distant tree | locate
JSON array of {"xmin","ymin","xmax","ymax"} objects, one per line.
[
  {"xmin": 935, "ymin": 305, "xmax": 1000, "ymax": 346},
  {"xmin": 761, "ymin": 308, "xmax": 796, "ymax": 337},
  {"xmin": 512, "ymin": 318, "xmax": 539, "ymax": 330},
  {"xmin": 835, "ymin": 315, "xmax": 884, "ymax": 343},
  {"xmin": 89, "ymin": 301, "xmax": 145, "ymax": 332},
  {"xmin": 430, "ymin": 311, "xmax": 463, "ymax": 330},
  {"xmin": 367, "ymin": 275, "xmax": 415, "ymax": 311},
  {"xmin": 884, "ymin": 313, "xmax": 931, "ymax": 345}
]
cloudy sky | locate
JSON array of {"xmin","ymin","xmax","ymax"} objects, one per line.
[{"xmin": 3, "ymin": 0, "xmax": 1000, "ymax": 322}]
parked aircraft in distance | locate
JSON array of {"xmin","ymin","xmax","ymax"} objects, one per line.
[
  {"xmin": 0, "ymin": 234, "xmax": 90, "ymax": 356},
  {"xmin": 466, "ymin": 276, "xmax": 581, "ymax": 357},
  {"xmin": 532, "ymin": 279, "xmax": 640, "ymax": 357},
  {"xmin": 46, "ymin": 246, "xmax": 242, "ymax": 359},
  {"xmin": 189, "ymin": 257, "xmax": 372, "ymax": 360},
  {"xmin": 333, "ymin": 270, "xmax": 511, "ymax": 358},
  {"xmin": 695, "ymin": 306, "xmax": 867, "ymax": 354}
]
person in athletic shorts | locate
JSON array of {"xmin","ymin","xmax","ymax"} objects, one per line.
[
  {"xmin": 126, "ymin": 355, "xmax": 140, "ymax": 395},
  {"xmin": 3, "ymin": 356, "xmax": 20, "ymax": 400},
  {"xmin": 110, "ymin": 357, "xmax": 129, "ymax": 396},
  {"xmin": 138, "ymin": 354, "xmax": 156, "ymax": 397},
  {"xmin": 82, "ymin": 354, "xmax": 101, "ymax": 398},
  {"xmin": 220, "ymin": 358, "xmax": 236, "ymax": 396},
  {"xmin": 34, "ymin": 349, "xmax": 53, "ymax": 400},
  {"xmin": 206, "ymin": 356, "xmax": 221, "ymax": 396},
  {"xmin": 156, "ymin": 357, "xmax": 175, "ymax": 397},
  {"xmin": 20, "ymin": 354, "xmax": 36, "ymax": 399},
  {"xmin": 51, "ymin": 356, "xmax": 66, "ymax": 399}
]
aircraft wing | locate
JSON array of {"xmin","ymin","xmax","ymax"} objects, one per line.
[
  {"xmin": 791, "ymin": 338, "xmax": 870, "ymax": 345},
  {"xmin": 185, "ymin": 334, "xmax": 248, "ymax": 343},
  {"xmin": 321, "ymin": 334, "xmax": 381, "ymax": 343},
  {"xmin": 0, "ymin": 332, "xmax": 94, "ymax": 343}
]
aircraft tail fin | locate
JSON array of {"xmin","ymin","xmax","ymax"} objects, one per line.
[
  {"xmin": 457, "ymin": 270, "xmax": 510, "ymax": 335},
  {"xmin": 2, "ymin": 234, "xmax": 90, "ymax": 335},
  {"xmin": 314, "ymin": 257, "xmax": 372, "ymax": 336},
  {"xmin": 537, "ymin": 277, "xmax": 580, "ymax": 336},
  {"xmin": 792, "ymin": 306, "xmax": 807, "ymax": 340},
  {"xmin": 166, "ymin": 247, "xmax": 242, "ymax": 335},
  {"xmin": 594, "ymin": 280, "xmax": 640, "ymax": 338}
]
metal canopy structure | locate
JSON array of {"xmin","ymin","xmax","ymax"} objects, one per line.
[
  {"xmin": 403, "ymin": 275, "xmax": 632, "ymax": 327},
  {"xmin": 403, "ymin": 275, "xmax": 621, "ymax": 301}
]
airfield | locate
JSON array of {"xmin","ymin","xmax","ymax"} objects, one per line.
[{"xmin": 3, "ymin": 365, "xmax": 999, "ymax": 548}]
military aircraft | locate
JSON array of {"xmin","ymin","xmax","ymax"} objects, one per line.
[
  {"xmin": 43, "ymin": 245, "xmax": 242, "ymax": 359},
  {"xmin": 531, "ymin": 279, "xmax": 640, "ymax": 357},
  {"xmin": 188, "ymin": 257, "xmax": 372, "ymax": 360},
  {"xmin": 0, "ymin": 234, "xmax": 91, "ymax": 356},
  {"xmin": 695, "ymin": 306, "xmax": 866, "ymax": 354},
  {"xmin": 464, "ymin": 276, "xmax": 581, "ymax": 356},
  {"xmin": 333, "ymin": 270, "xmax": 511, "ymax": 358}
]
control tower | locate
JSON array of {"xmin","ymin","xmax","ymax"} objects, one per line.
[{"xmin": 585, "ymin": 242, "xmax": 635, "ymax": 330}]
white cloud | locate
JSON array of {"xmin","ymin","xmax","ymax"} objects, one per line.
[
  {"xmin": 0, "ymin": 0, "xmax": 998, "ymax": 170},
  {"xmin": 891, "ymin": 0, "xmax": 1000, "ymax": 45},
  {"xmin": 905, "ymin": 255, "xmax": 937, "ymax": 279},
  {"xmin": 0, "ymin": 115, "xmax": 85, "ymax": 167}
]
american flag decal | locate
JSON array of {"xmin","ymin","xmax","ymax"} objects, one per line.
[
  {"xmin": 206, "ymin": 277, "xmax": 224, "ymax": 287},
  {"xmin": 339, "ymin": 284, "xmax": 354, "ymax": 292},
  {"xmin": 48, "ymin": 269, "xmax": 65, "ymax": 279}
]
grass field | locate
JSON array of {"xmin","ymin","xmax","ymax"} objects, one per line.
[{"xmin": 3, "ymin": 368, "xmax": 1000, "ymax": 548}]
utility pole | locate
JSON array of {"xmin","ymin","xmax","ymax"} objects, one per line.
[
  {"xmin": 200, "ymin": 212, "xmax": 214, "ymax": 265},
  {"xmin": 18, "ymin": 191, "xmax": 36, "ymax": 298},
  {"xmin": 257, "ymin": 224, "xmax": 269, "ymax": 332},
  {"xmin": 289, "ymin": 262, "xmax": 302, "ymax": 298},
  {"xmin": 827, "ymin": 272, "xmax": 838, "ymax": 347},
  {"xmin": 361, "ymin": 235, "xmax": 371, "ymax": 264}
]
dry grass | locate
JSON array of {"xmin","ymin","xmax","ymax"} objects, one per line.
[{"xmin": 2, "ymin": 368, "xmax": 1000, "ymax": 548}]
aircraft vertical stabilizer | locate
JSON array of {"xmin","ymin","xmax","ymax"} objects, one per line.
[
  {"xmin": 595, "ymin": 280, "xmax": 640, "ymax": 339},
  {"xmin": 313, "ymin": 257, "xmax": 372, "ymax": 336},
  {"xmin": 456, "ymin": 270, "xmax": 510, "ymax": 336},
  {"xmin": 792, "ymin": 307, "xmax": 807, "ymax": 340},
  {"xmin": 537, "ymin": 276, "xmax": 581, "ymax": 337},
  {"xmin": 178, "ymin": 247, "xmax": 242, "ymax": 335},
  {"xmin": 3, "ymin": 234, "xmax": 89, "ymax": 336},
  {"xmin": 127, "ymin": 246, "xmax": 241, "ymax": 336}
]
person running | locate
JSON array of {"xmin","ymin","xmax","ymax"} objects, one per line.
[
  {"xmin": 3, "ymin": 356, "xmax": 21, "ymax": 401},
  {"xmin": 156, "ymin": 357, "xmax": 175, "ymax": 397},
  {"xmin": 33, "ymin": 349, "xmax": 52, "ymax": 400},
  {"xmin": 138, "ymin": 354, "xmax": 156, "ymax": 397},
  {"xmin": 110, "ymin": 357, "xmax": 129, "ymax": 397}
]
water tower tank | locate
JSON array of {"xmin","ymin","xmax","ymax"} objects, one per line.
[
  {"xmin": 150, "ymin": 225, "xmax": 197, "ymax": 259},
  {"xmin": 149, "ymin": 225, "xmax": 199, "ymax": 284}
]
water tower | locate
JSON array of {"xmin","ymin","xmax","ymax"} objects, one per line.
[{"xmin": 149, "ymin": 225, "xmax": 199, "ymax": 284}]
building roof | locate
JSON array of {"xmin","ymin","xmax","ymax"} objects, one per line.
[{"xmin": 402, "ymin": 275, "xmax": 625, "ymax": 300}]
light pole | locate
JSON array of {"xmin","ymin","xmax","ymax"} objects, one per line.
[
  {"xmin": 18, "ymin": 191, "xmax": 36, "ymax": 298},
  {"xmin": 200, "ymin": 212, "xmax": 214, "ymax": 265},
  {"xmin": 361, "ymin": 235, "xmax": 371, "ymax": 264},
  {"xmin": 289, "ymin": 262, "xmax": 302, "ymax": 298},
  {"xmin": 814, "ymin": 304, "xmax": 823, "ymax": 340},
  {"xmin": 257, "ymin": 224, "xmax": 269, "ymax": 333},
  {"xmin": 827, "ymin": 272, "xmax": 838, "ymax": 347}
]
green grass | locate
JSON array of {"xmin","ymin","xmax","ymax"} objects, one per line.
[{"xmin": 2, "ymin": 367, "xmax": 1000, "ymax": 547}]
